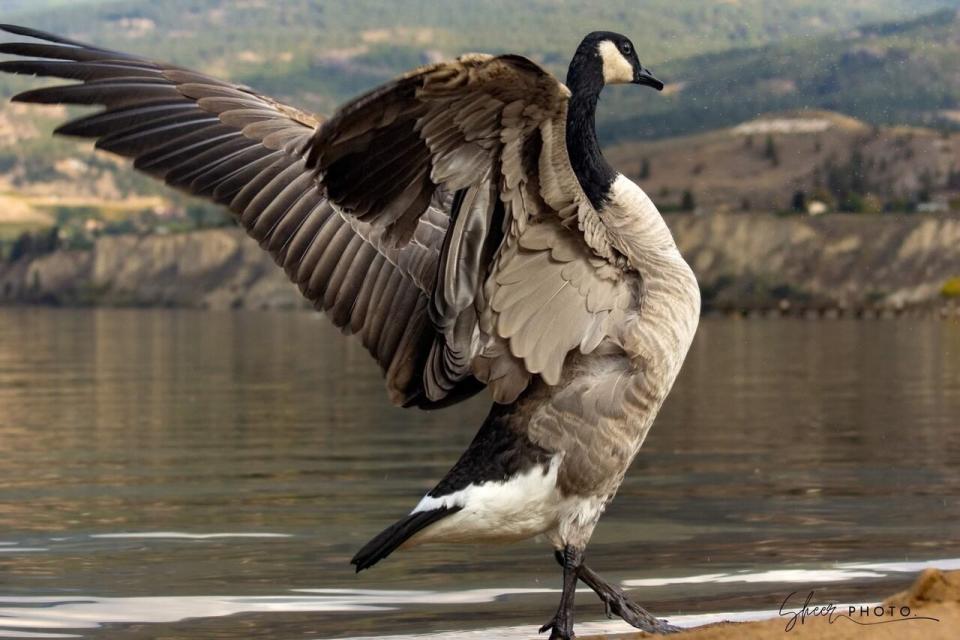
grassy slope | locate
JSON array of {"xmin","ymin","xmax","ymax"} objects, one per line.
[
  {"xmin": 1, "ymin": 1, "xmax": 958, "ymax": 145},
  {"xmin": 603, "ymin": 9, "xmax": 960, "ymax": 141},
  {"xmin": 1, "ymin": 1, "xmax": 959, "ymax": 233},
  {"xmin": 608, "ymin": 111, "xmax": 960, "ymax": 213},
  {"xmin": 2, "ymin": 0, "xmax": 959, "ymax": 111}
]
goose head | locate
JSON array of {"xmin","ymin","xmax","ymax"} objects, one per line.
[{"xmin": 567, "ymin": 31, "xmax": 663, "ymax": 95}]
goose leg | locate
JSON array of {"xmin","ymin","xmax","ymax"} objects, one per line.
[
  {"xmin": 541, "ymin": 545, "xmax": 583, "ymax": 639},
  {"xmin": 553, "ymin": 550, "xmax": 680, "ymax": 635}
]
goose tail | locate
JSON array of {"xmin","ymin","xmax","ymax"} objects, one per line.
[{"xmin": 351, "ymin": 506, "xmax": 460, "ymax": 572}]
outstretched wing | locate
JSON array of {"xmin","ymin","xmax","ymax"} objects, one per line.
[
  {"xmin": 1, "ymin": 25, "xmax": 635, "ymax": 409},
  {"xmin": 304, "ymin": 53, "xmax": 634, "ymax": 403},
  {"xmin": 0, "ymin": 24, "xmax": 461, "ymax": 407}
]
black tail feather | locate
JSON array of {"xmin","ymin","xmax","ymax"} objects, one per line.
[{"xmin": 351, "ymin": 506, "xmax": 459, "ymax": 572}]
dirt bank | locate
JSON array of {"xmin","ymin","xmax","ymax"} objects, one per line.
[
  {"xmin": 3, "ymin": 214, "xmax": 960, "ymax": 313},
  {"xmin": 671, "ymin": 214, "xmax": 960, "ymax": 313}
]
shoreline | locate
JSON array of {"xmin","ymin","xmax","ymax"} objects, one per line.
[
  {"xmin": 589, "ymin": 569, "xmax": 959, "ymax": 640},
  {"xmin": 2, "ymin": 298, "xmax": 959, "ymax": 320},
  {"xmin": 2, "ymin": 213, "xmax": 960, "ymax": 314}
]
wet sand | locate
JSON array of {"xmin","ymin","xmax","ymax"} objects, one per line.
[{"xmin": 589, "ymin": 569, "xmax": 959, "ymax": 640}]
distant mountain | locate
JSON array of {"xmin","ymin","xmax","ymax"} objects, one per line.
[
  {"xmin": 0, "ymin": 0, "xmax": 101, "ymax": 12},
  {"xmin": 601, "ymin": 9, "xmax": 960, "ymax": 141},
  {"xmin": 3, "ymin": 0, "xmax": 960, "ymax": 114},
  {"xmin": 2, "ymin": 0, "xmax": 960, "ymax": 247}
]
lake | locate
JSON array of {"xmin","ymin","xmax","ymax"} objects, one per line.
[{"xmin": 0, "ymin": 308, "xmax": 958, "ymax": 639}]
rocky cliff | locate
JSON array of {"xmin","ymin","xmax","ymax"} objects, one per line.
[
  {"xmin": 0, "ymin": 228, "xmax": 307, "ymax": 310},
  {"xmin": 3, "ymin": 214, "xmax": 960, "ymax": 313},
  {"xmin": 672, "ymin": 213, "xmax": 960, "ymax": 312}
]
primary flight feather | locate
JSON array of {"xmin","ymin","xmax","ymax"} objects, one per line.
[{"xmin": 0, "ymin": 25, "xmax": 700, "ymax": 639}]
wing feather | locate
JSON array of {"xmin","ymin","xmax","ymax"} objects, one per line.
[
  {"xmin": 2, "ymin": 25, "xmax": 639, "ymax": 411},
  {"xmin": 0, "ymin": 25, "xmax": 455, "ymax": 407},
  {"xmin": 302, "ymin": 51, "xmax": 639, "ymax": 404}
]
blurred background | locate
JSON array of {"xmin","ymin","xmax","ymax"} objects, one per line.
[
  {"xmin": 0, "ymin": 2, "xmax": 959, "ymax": 639},
  {"xmin": 3, "ymin": 0, "xmax": 960, "ymax": 312}
]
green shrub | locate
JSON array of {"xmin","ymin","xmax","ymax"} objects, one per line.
[
  {"xmin": 941, "ymin": 277, "xmax": 960, "ymax": 298},
  {"xmin": 865, "ymin": 290, "xmax": 887, "ymax": 304}
]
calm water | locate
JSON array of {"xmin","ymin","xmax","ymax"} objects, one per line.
[{"xmin": 0, "ymin": 308, "xmax": 959, "ymax": 639}]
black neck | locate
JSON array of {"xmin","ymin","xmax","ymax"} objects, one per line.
[{"xmin": 566, "ymin": 66, "xmax": 616, "ymax": 210}]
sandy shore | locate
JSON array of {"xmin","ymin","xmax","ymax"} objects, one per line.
[{"xmin": 588, "ymin": 569, "xmax": 959, "ymax": 640}]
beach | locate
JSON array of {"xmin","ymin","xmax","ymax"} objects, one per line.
[{"xmin": 592, "ymin": 569, "xmax": 959, "ymax": 640}]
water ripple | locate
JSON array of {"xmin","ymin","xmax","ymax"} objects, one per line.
[
  {"xmin": 623, "ymin": 557, "xmax": 960, "ymax": 587},
  {"xmin": 88, "ymin": 532, "xmax": 292, "ymax": 540},
  {"xmin": 0, "ymin": 591, "xmax": 765, "ymax": 639},
  {"xmin": 2, "ymin": 559, "xmax": 958, "ymax": 639}
]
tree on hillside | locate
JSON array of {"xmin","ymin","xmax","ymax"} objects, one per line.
[
  {"xmin": 764, "ymin": 134, "xmax": 779, "ymax": 166},
  {"xmin": 791, "ymin": 190, "xmax": 807, "ymax": 213},
  {"xmin": 8, "ymin": 233, "xmax": 33, "ymax": 263},
  {"xmin": 821, "ymin": 148, "xmax": 878, "ymax": 213},
  {"xmin": 825, "ymin": 157, "xmax": 847, "ymax": 199},
  {"xmin": 948, "ymin": 166, "xmax": 960, "ymax": 190},
  {"xmin": 639, "ymin": 157, "xmax": 651, "ymax": 179},
  {"xmin": 848, "ymin": 148, "xmax": 867, "ymax": 194},
  {"xmin": 8, "ymin": 227, "xmax": 59, "ymax": 263},
  {"xmin": 681, "ymin": 189, "xmax": 696, "ymax": 212},
  {"xmin": 917, "ymin": 169, "xmax": 935, "ymax": 203},
  {"xmin": 186, "ymin": 203, "xmax": 233, "ymax": 229}
]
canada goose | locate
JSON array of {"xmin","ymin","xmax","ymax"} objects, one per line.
[{"xmin": 0, "ymin": 25, "xmax": 700, "ymax": 639}]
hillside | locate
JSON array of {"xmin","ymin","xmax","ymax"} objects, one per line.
[
  {"xmin": 5, "ymin": 1, "xmax": 958, "ymax": 92},
  {"xmin": 6, "ymin": 215, "xmax": 960, "ymax": 314},
  {"xmin": 1, "ymin": 0, "xmax": 959, "ymax": 123},
  {"xmin": 604, "ymin": 8, "xmax": 960, "ymax": 141},
  {"xmin": 0, "ymin": 0, "xmax": 102, "ymax": 12},
  {"xmin": 2, "ymin": 2, "xmax": 960, "ymax": 249},
  {"xmin": 609, "ymin": 111, "xmax": 960, "ymax": 214}
]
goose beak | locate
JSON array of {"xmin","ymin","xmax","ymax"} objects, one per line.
[{"xmin": 633, "ymin": 66, "xmax": 663, "ymax": 91}]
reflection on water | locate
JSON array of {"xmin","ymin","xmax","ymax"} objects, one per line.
[
  {"xmin": 0, "ymin": 589, "xmax": 778, "ymax": 640},
  {"xmin": 0, "ymin": 308, "xmax": 959, "ymax": 639},
  {"xmin": 4, "ymin": 556, "xmax": 960, "ymax": 639}
]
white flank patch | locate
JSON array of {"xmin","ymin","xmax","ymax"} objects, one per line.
[
  {"xmin": 408, "ymin": 457, "xmax": 614, "ymax": 548},
  {"xmin": 598, "ymin": 40, "xmax": 633, "ymax": 84},
  {"xmin": 408, "ymin": 457, "xmax": 563, "ymax": 544}
]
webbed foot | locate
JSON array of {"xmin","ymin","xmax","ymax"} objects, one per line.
[
  {"xmin": 552, "ymin": 550, "xmax": 680, "ymax": 635},
  {"xmin": 539, "ymin": 613, "xmax": 575, "ymax": 640},
  {"xmin": 586, "ymin": 571, "xmax": 680, "ymax": 634}
]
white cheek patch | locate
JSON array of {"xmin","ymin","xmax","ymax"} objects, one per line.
[{"xmin": 599, "ymin": 40, "xmax": 634, "ymax": 84}]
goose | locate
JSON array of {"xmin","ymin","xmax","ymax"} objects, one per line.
[{"xmin": 0, "ymin": 25, "xmax": 701, "ymax": 639}]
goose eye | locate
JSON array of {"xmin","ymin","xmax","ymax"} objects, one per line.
[{"xmin": 621, "ymin": 43, "xmax": 632, "ymax": 55}]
